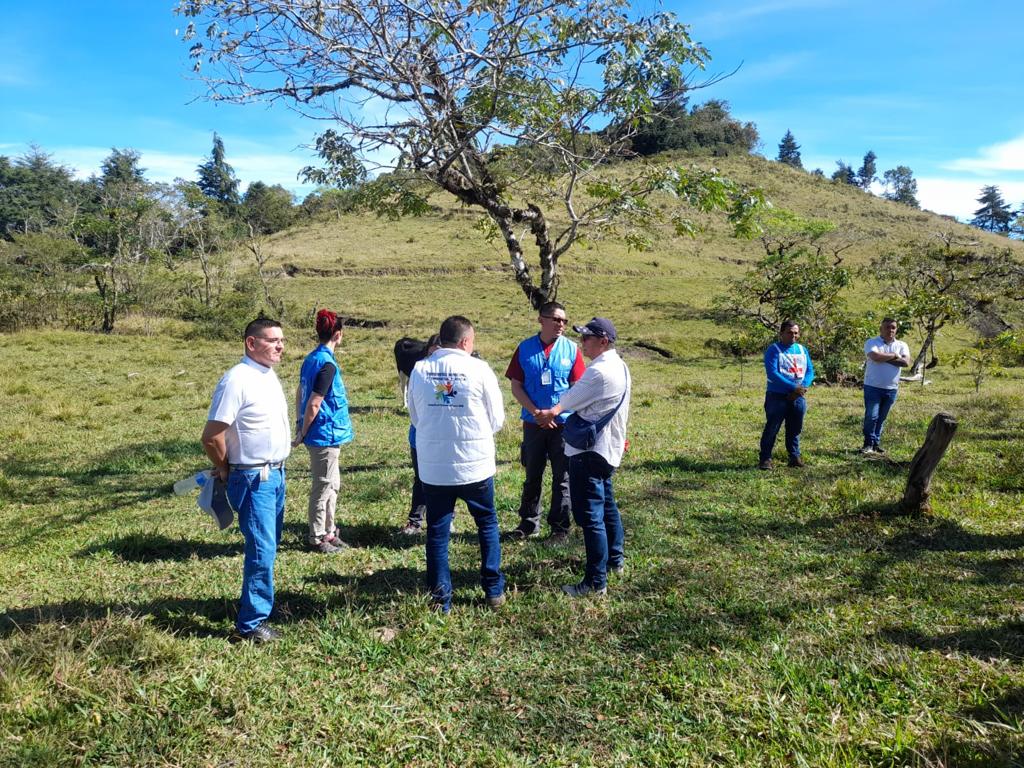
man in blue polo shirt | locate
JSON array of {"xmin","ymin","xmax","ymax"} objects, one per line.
[
  {"xmin": 758, "ymin": 320, "xmax": 815, "ymax": 470},
  {"xmin": 504, "ymin": 301, "xmax": 586, "ymax": 542}
]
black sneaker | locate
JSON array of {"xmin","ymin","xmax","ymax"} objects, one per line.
[
  {"xmin": 503, "ymin": 526, "xmax": 539, "ymax": 542},
  {"xmin": 239, "ymin": 623, "xmax": 282, "ymax": 644},
  {"xmin": 562, "ymin": 581, "xmax": 607, "ymax": 598},
  {"xmin": 873, "ymin": 445, "xmax": 886, "ymax": 454}
]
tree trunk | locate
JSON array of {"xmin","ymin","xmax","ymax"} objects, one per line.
[{"xmin": 900, "ymin": 412, "xmax": 958, "ymax": 515}]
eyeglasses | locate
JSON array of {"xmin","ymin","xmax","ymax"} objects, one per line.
[
  {"xmin": 541, "ymin": 316, "xmax": 568, "ymax": 324},
  {"xmin": 255, "ymin": 335, "xmax": 285, "ymax": 345}
]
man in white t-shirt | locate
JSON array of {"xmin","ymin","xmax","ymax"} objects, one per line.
[
  {"xmin": 408, "ymin": 315, "xmax": 506, "ymax": 613},
  {"xmin": 861, "ymin": 318, "xmax": 912, "ymax": 454},
  {"xmin": 201, "ymin": 318, "xmax": 291, "ymax": 643}
]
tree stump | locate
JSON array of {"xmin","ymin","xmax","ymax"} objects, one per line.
[{"xmin": 900, "ymin": 412, "xmax": 958, "ymax": 515}]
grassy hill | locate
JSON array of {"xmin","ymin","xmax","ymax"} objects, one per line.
[{"xmin": 1, "ymin": 152, "xmax": 1023, "ymax": 766}]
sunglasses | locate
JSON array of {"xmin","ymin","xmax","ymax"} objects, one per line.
[{"xmin": 541, "ymin": 315, "xmax": 568, "ymax": 324}]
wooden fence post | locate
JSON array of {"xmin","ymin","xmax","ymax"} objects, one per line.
[{"xmin": 900, "ymin": 412, "xmax": 958, "ymax": 515}]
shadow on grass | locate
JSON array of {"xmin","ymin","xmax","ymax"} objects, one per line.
[
  {"xmin": 0, "ymin": 560, "xmax": 532, "ymax": 638},
  {"xmin": 631, "ymin": 455, "xmax": 751, "ymax": 474},
  {"xmin": 78, "ymin": 533, "xmax": 243, "ymax": 562},
  {"xmin": 879, "ymin": 620, "xmax": 1024, "ymax": 661},
  {"xmin": 348, "ymin": 404, "xmax": 406, "ymax": 416},
  {"xmin": 859, "ymin": 517, "xmax": 1024, "ymax": 593}
]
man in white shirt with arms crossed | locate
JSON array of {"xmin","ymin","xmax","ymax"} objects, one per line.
[{"xmin": 862, "ymin": 318, "xmax": 911, "ymax": 454}]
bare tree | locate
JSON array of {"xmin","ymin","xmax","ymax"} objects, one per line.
[
  {"xmin": 178, "ymin": 0, "xmax": 763, "ymax": 307},
  {"xmin": 875, "ymin": 233, "xmax": 1024, "ymax": 378}
]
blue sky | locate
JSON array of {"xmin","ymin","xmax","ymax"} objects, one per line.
[{"xmin": 2, "ymin": 0, "xmax": 1022, "ymax": 220}]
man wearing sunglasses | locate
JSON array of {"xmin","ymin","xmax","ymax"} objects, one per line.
[{"xmin": 504, "ymin": 301, "xmax": 585, "ymax": 543}]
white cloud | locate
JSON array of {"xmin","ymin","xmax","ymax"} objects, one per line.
[
  {"xmin": 944, "ymin": 134, "xmax": 1024, "ymax": 174},
  {"xmin": 692, "ymin": 0, "xmax": 842, "ymax": 36},
  {"xmin": 917, "ymin": 176, "xmax": 1024, "ymax": 221},
  {"xmin": 39, "ymin": 145, "xmax": 320, "ymax": 197}
]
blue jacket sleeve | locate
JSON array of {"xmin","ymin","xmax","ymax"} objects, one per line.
[
  {"xmin": 764, "ymin": 344, "xmax": 796, "ymax": 392},
  {"xmin": 802, "ymin": 346, "xmax": 815, "ymax": 387}
]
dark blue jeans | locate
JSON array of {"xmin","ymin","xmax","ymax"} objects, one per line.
[
  {"xmin": 423, "ymin": 477, "xmax": 504, "ymax": 612},
  {"xmin": 759, "ymin": 392, "xmax": 806, "ymax": 462},
  {"xmin": 568, "ymin": 452, "xmax": 624, "ymax": 591},
  {"xmin": 516, "ymin": 422, "xmax": 571, "ymax": 535},
  {"xmin": 228, "ymin": 467, "xmax": 285, "ymax": 634},
  {"xmin": 863, "ymin": 385, "xmax": 898, "ymax": 448}
]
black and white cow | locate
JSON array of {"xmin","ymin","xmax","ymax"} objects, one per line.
[{"xmin": 393, "ymin": 335, "xmax": 436, "ymax": 402}]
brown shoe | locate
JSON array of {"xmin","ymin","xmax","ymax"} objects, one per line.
[
  {"xmin": 788, "ymin": 455, "xmax": 805, "ymax": 468},
  {"xmin": 757, "ymin": 459, "xmax": 774, "ymax": 471}
]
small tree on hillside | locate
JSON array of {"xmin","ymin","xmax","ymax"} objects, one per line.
[
  {"xmin": 970, "ymin": 185, "xmax": 1012, "ymax": 234},
  {"xmin": 874, "ymin": 234, "xmax": 1024, "ymax": 378},
  {"xmin": 241, "ymin": 182, "xmax": 297, "ymax": 235},
  {"xmin": 179, "ymin": 0, "xmax": 764, "ymax": 309},
  {"xmin": 832, "ymin": 161, "xmax": 857, "ymax": 185},
  {"xmin": 857, "ymin": 150, "xmax": 877, "ymax": 190},
  {"xmin": 777, "ymin": 130, "xmax": 803, "ymax": 169},
  {"xmin": 716, "ymin": 210, "xmax": 865, "ymax": 382},
  {"xmin": 882, "ymin": 166, "xmax": 920, "ymax": 208},
  {"xmin": 197, "ymin": 133, "xmax": 241, "ymax": 210}
]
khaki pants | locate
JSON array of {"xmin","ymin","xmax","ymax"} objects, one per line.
[{"xmin": 306, "ymin": 445, "xmax": 341, "ymax": 544}]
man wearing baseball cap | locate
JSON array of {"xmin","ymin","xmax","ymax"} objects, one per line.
[{"xmin": 535, "ymin": 317, "xmax": 631, "ymax": 597}]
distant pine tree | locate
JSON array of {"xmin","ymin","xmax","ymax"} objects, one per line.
[
  {"xmin": 776, "ymin": 130, "xmax": 803, "ymax": 169},
  {"xmin": 857, "ymin": 150, "xmax": 877, "ymax": 189},
  {"xmin": 832, "ymin": 160, "xmax": 856, "ymax": 185},
  {"xmin": 197, "ymin": 133, "xmax": 241, "ymax": 208},
  {"xmin": 971, "ymin": 185, "xmax": 1012, "ymax": 233},
  {"xmin": 882, "ymin": 166, "xmax": 919, "ymax": 208}
]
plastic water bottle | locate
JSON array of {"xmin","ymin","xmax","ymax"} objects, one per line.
[{"xmin": 173, "ymin": 471, "xmax": 209, "ymax": 495}]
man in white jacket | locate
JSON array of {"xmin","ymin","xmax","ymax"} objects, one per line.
[
  {"xmin": 537, "ymin": 317, "xmax": 631, "ymax": 598},
  {"xmin": 408, "ymin": 315, "xmax": 506, "ymax": 613}
]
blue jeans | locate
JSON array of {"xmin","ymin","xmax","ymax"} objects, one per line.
[
  {"xmin": 759, "ymin": 392, "xmax": 806, "ymax": 462},
  {"xmin": 423, "ymin": 477, "xmax": 504, "ymax": 612},
  {"xmin": 228, "ymin": 467, "xmax": 285, "ymax": 634},
  {"xmin": 568, "ymin": 452, "xmax": 624, "ymax": 591},
  {"xmin": 863, "ymin": 385, "xmax": 898, "ymax": 448}
]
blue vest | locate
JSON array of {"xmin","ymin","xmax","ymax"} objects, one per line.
[
  {"xmin": 518, "ymin": 334, "xmax": 576, "ymax": 424},
  {"xmin": 298, "ymin": 345, "xmax": 353, "ymax": 447}
]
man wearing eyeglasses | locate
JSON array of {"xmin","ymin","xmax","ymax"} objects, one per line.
[
  {"xmin": 201, "ymin": 318, "xmax": 291, "ymax": 643},
  {"xmin": 503, "ymin": 301, "xmax": 585, "ymax": 543}
]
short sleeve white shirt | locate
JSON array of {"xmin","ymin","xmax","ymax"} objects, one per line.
[
  {"xmin": 207, "ymin": 356, "xmax": 291, "ymax": 465},
  {"xmin": 863, "ymin": 336, "xmax": 911, "ymax": 390}
]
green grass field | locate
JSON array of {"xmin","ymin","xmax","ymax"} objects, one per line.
[{"xmin": 2, "ymin": 155, "xmax": 1024, "ymax": 766}]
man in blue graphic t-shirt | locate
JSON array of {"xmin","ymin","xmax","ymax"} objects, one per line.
[
  {"xmin": 504, "ymin": 301, "xmax": 585, "ymax": 542},
  {"xmin": 758, "ymin": 320, "xmax": 815, "ymax": 470}
]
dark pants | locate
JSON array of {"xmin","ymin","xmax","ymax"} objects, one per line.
[
  {"xmin": 759, "ymin": 392, "xmax": 806, "ymax": 462},
  {"xmin": 863, "ymin": 385, "xmax": 898, "ymax": 448},
  {"xmin": 423, "ymin": 478, "xmax": 505, "ymax": 612},
  {"xmin": 568, "ymin": 452, "xmax": 623, "ymax": 591},
  {"xmin": 516, "ymin": 422, "xmax": 571, "ymax": 535},
  {"xmin": 407, "ymin": 444, "xmax": 426, "ymax": 527}
]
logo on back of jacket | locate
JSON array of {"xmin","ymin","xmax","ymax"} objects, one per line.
[{"xmin": 434, "ymin": 381, "xmax": 458, "ymax": 404}]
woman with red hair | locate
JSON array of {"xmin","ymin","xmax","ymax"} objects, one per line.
[{"xmin": 293, "ymin": 309, "xmax": 354, "ymax": 553}]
